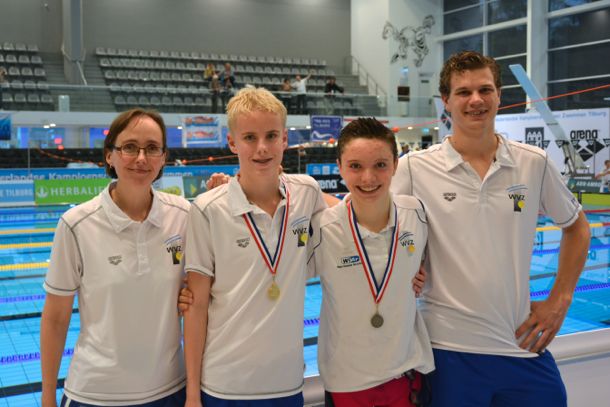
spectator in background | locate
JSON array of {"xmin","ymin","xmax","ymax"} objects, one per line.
[
  {"xmin": 0, "ymin": 67, "xmax": 7, "ymax": 110},
  {"xmin": 324, "ymin": 76, "xmax": 344, "ymax": 115},
  {"xmin": 324, "ymin": 76, "xmax": 344, "ymax": 95},
  {"xmin": 279, "ymin": 78, "xmax": 293, "ymax": 113},
  {"xmin": 595, "ymin": 160, "xmax": 610, "ymax": 193},
  {"xmin": 209, "ymin": 71, "xmax": 221, "ymax": 114},
  {"xmin": 219, "ymin": 63, "xmax": 236, "ymax": 112},
  {"xmin": 203, "ymin": 63, "xmax": 215, "ymax": 84},
  {"xmin": 292, "ymin": 72, "xmax": 312, "ymax": 114},
  {"xmin": 219, "ymin": 63, "xmax": 235, "ymax": 85}
]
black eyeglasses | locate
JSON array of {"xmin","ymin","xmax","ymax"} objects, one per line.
[{"xmin": 113, "ymin": 143, "xmax": 165, "ymax": 157}]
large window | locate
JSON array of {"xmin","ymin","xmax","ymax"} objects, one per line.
[
  {"xmin": 444, "ymin": 34, "xmax": 483, "ymax": 60},
  {"xmin": 488, "ymin": 25, "xmax": 527, "ymax": 57},
  {"xmin": 549, "ymin": 0, "xmax": 603, "ymax": 12},
  {"xmin": 488, "ymin": 0, "xmax": 527, "ymax": 24},
  {"xmin": 444, "ymin": 4, "xmax": 484, "ymax": 34},
  {"xmin": 549, "ymin": 42, "xmax": 610, "ymax": 81},
  {"xmin": 549, "ymin": 8, "xmax": 610, "ymax": 48},
  {"xmin": 548, "ymin": 78, "xmax": 610, "ymax": 110}
]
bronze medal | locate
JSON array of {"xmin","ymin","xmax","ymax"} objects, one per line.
[{"xmin": 371, "ymin": 312, "xmax": 384, "ymax": 328}]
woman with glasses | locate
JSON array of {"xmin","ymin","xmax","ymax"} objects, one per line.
[{"xmin": 40, "ymin": 109, "xmax": 190, "ymax": 407}]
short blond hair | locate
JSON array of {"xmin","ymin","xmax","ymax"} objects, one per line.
[{"xmin": 226, "ymin": 87, "xmax": 287, "ymax": 132}]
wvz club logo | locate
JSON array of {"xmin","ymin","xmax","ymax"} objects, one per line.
[
  {"xmin": 165, "ymin": 235, "xmax": 183, "ymax": 265},
  {"xmin": 338, "ymin": 255, "xmax": 361, "ymax": 268},
  {"xmin": 506, "ymin": 184, "xmax": 527, "ymax": 212},
  {"xmin": 443, "ymin": 192, "xmax": 456, "ymax": 202},
  {"xmin": 292, "ymin": 225, "xmax": 309, "ymax": 247}
]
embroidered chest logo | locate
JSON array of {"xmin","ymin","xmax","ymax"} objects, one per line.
[
  {"xmin": 398, "ymin": 231, "xmax": 416, "ymax": 254},
  {"xmin": 507, "ymin": 184, "xmax": 528, "ymax": 212},
  {"xmin": 337, "ymin": 255, "xmax": 361, "ymax": 269},
  {"xmin": 108, "ymin": 255, "xmax": 122, "ymax": 265},
  {"xmin": 165, "ymin": 235, "xmax": 183, "ymax": 265},
  {"xmin": 443, "ymin": 192, "xmax": 457, "ymax": 202},
  {"xmin": 291, "ymin": 216, "xmax": 310, "ymax": 247},
  {"xmin": 236, "ymin": 237, "xmax": 250, "ymax": 248}
]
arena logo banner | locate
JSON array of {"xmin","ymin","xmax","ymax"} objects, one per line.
[
  {"xmin": 0, "ymin": 113, "xmax": 11, "ymax": 140},
  {"xmin": 495, "ymin": 108, "xmax": 609, "ymax": 175},
  {"xmin": 182, "ymin": 115, "xmax": 223, "ymax": 147},
  {"xmin": 310, "ymin": 116, "xmax": 343, "ymax": 142}
]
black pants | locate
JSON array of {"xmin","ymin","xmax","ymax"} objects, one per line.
[{"xmin": 295, "ymin": 94, "xmax": 307, "ymax": 114}]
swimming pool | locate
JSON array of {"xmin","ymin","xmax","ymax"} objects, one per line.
[{"xmin": 1, "ymin": 205, "xmax": 609, "ymax": 406}]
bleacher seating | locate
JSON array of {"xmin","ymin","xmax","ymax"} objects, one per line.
[
  {"xmin": 92, "ymin": 46, "xmax": 363, "ymax": 114},
  {"xmin": 0, "ymin": 42, "xmax": 52, "ymax": 111}
]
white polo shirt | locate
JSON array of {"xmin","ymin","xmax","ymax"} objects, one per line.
[
  {"xmin": 391, "ymin": 135, "xmax": 581, "ymax": 357},
  {"xmin": 43, "ymin": 183, "xmax": 190, "ymax": 405},
  {"xmin": 185, "ymin": 174, "xmax": 326, "ymax": 400},
  {"xmin": 308, "ymin": 194, "xmax": 434, "ymax": 392}
]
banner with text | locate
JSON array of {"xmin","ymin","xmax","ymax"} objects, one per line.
[{"xmin": 34, "ymin": 178, "xmax": 111, "ymax": 205}]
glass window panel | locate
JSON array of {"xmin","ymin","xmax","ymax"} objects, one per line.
[
  {"xmin": 488, "ymin": 0, "xmax": 527, "ymax": 24},
  {"xmin": 549, "ymin": 42, "xmax": 610, "ymax": 80},
  {"xmin": 549, "ymin": 7, "xmax": 610, "ymax": 48},
  {"xmin": 489, "ymin": 25, "xmax": 526, "ymax": 57},
  {"xmin": 444, "ymin": 34, "xmax": 483, "ymax": 60},
  {"xmin": 444, "ymin": 5, "xmax": 484, "ymax": 34},
  {"xmin": 499, "ymin": 87, "xmax": 527, "ymax": 114},
  {"xmin": 496, "ymin": 56, "xmax": 527, "ymax": 87},
  {"xmin": 548, "ymin": 78, "xmax": 610, "ymax": 110},
  {"xmin": 549, "ymin": 0, "xmax": 601, "ymax": 12},
  {"xmin": 444, "ymin": 0, "xmax": 481, "ymax": 13}
]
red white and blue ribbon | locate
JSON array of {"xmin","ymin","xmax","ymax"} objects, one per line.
[
  {"xmin": 242, "ymin": 181, "xmax": 290, "ymax": 277},
  {"xmin": 347, "ymin": 200, "xmax": 399, "ymax": 304}
]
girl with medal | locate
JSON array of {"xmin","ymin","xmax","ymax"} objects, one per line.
[{"xmin": 307, "ymin": 118, "xmax": 434, "ymax": 406}]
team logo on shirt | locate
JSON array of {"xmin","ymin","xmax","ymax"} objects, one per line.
[
  {"xmin": 507, "ymin": 184, "xmax": 527, "ymax": 212},
  {"xmin": 165, "ymin": 235, "xmax": 183, "ymax": 265},
  {"xmin": 337, "ymin": 255, "xmax": 361, "ymax": 268},
  {"xmin": 443, "ymin": 192, "xmax": 456, "ymax": 202},
  {"xmin": 108, "ymin": 255, "xmax": 122, "ymax": 265},
  {"xmin": 291, "ymin": 216, "xmax": 310, "ymax": 247},
  {"xmin": 236, "ymin": 237, "xmax": 250, "ymax": 248},
  {"xmin": 398, "ymin": 231, "xmax": 416, "ymax": 254}
]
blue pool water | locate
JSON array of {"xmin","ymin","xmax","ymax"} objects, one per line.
[{"xmin": 1, "ymin": 206, "xmax": 610, "ymax": 405}]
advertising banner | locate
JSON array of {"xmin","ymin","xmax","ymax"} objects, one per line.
[
  {"xmin": 310, "ymin": 116, "xmax": 343, "ymax": 142},
  {"xmin": 0, "ymin": 113, "xmax": 11, "ymax": 140},
  {"xmin": 0, "ymin": 181, "xmax": 35, "ymax": 207},
  {"xmin": 34, "ymin": 178, "xmax": 111, "ymax": 205},
  {"xmin": 306, "ymin": 163, "xmax": 339, "ymax": 176},
  {"xmin": 154, "ymin": 176, "xmax": 185, "ymax": 197},
  {"xmin": 182, "ymin": 115, "xmax": 223, "ymax": 146},
  {"xmin": 495, "ymin": 108, "xmax": 610, "ymax": 175}
]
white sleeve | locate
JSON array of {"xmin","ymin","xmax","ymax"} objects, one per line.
[
  {"xmin": 540, "ymin": 155, "xmax": 582, "ymax": 227},
  {"xmin": 43, "ymin": 218, "xmax": 81, "ymax": 296},
  {"xmin": 391, "ymin": 154, "xmax": 413, "ymax": 195},
  {"xmin": 184, "ymin": 202, "xmax": 215, "ymax": 277}
]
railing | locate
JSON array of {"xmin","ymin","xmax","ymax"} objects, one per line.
[{"xmin": 344, "ymin": 55, "xmax": 387, "ymax": 102}]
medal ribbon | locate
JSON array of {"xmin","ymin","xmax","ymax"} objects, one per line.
[
  {"xmin": 242, "ymin": 181, "xmax": 290, "ymax": 277},
  {"xmin": 347, "ymin": 200, "xmax": 399, "ymax": 304}
]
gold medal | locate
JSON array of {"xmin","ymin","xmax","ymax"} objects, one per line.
[
  {"xmin": 267, "ymin": 281, "xmax": 280, "ymax": 300},
  {"xmin": 371, "ymin": 312, "xmax": 384, "ymax": 328}
]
